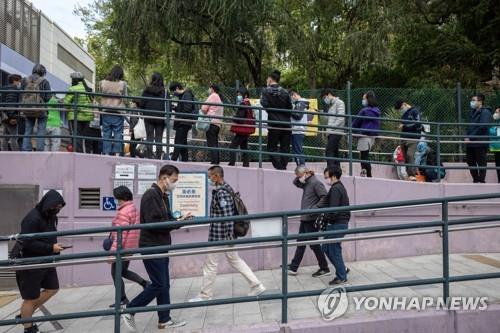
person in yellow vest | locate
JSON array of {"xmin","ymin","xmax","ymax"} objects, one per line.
[{"xmin": 64, "ymin": 72, "xmax": 93, "ymax": 153}]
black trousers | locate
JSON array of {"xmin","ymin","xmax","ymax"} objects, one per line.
[
  {"xmin": 466, "ymin": 146, "xmax": 487, "ymax": 183},
  {"xmin": 206, "ymin": 124, "xmax": 220, "ymax": 164},
  {"xmin": 360, "ymin": 150, "xmax": 372, "ymax": 177},
  {"xmin": 326, "ymin": 134, "xmax": 342, "ymax": 168},
  {"xmin": 86, "ymin": 127, "xmax": 102, "ymax": 155},
  {"xmin": 111, "ymin": 261, "xmax": 146, "ymax": 302},
  {"xmin": 69, "ymin": 121, "xmax": 91, "ymax": 153},
  {"xmin": 229, "ymin": 134, "xmax": 250, "ymax": 167},
  {"xmin": 290, "ymin": 221, "xmax": 329, "ymax": 271},
  {"xmin": 267, "ymin": 128, "xmax": 291, "ymax": 170},
  {"xmin": 145, "ymin": 119, "xmax": 165, "ymax": 159},
  {"xmin": 495, "ymin": 152, "xmax": 500, "ymax": 183},
  {"xmin": 171, "ymin": 125, "xmax": 191, "ymax": 162}
]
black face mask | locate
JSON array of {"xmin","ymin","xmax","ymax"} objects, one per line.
[{"xmin": 46, "ymin": 208, "xmax": 61, "ymax": 216}]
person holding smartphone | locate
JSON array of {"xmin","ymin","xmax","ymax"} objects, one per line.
[{"xmin": 15, "ymin": 190, "xmax": 65, "ymax": 333}]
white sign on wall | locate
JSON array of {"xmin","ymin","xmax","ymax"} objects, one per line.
[{"xmin": 115, "ymin": 164, "xmax": 135, "ymax": 179}]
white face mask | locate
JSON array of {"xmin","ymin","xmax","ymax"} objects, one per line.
[
  {"xmin": 299, "ymin": 175, "xmax": 307, "ymax": 183},
  {"xmin": 165, "ymin": 178, "xmax": 177, "ymax": 191},
  {"xmin": 494, "ymin": 113, "xmax": 500, "ymax": 121},
  {"xmin": 325, "ymin": 178, "xmax": 333, "ymax": 186}
]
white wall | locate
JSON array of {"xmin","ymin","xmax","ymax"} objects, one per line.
[{"xmin": 39, "ymin": 14, "xmax": 95, "ymax": 89}]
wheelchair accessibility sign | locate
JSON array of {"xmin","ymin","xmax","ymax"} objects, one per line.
[{"xmin": 102, "ymin": 197, "xmax": 117, "ymax": 211}]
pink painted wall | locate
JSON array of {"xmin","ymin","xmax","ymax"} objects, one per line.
[{"xmin": 0, "ymin": 152, "xmax": 499, "ymax": 287}]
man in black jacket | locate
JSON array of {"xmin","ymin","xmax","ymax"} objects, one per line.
[
  {"xmin": 169, "ymin": 82, "xmax": 195, "ymax": 162},
  {"xmin": 316, "ymin": 166, "xmax": 351, "ymax": 285},
  {"xmin": 260, "ymin": 70, "xmax": 293, "ymax": 170},
  {"xmin": 123, "ymin": 165, "xmax": 190, "ymax": 331},
  {"xmin": 1, "ymin": 74, "xmax": 22, "ymax": 151},
  {"xmin": 465, "ymin": 93, "xmax": 492, "ymax": 183},
  {"xmin": 16, "ymin": 190, "xmax": 65, "ymax": 333},
  {"xmin": 395, "ymin": 100, "xmax": 423, "ymax": 179}
]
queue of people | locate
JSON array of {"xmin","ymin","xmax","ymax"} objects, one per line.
[{"xmin": 1, "ymin": 65, "xmax": 499, "ymax": 183}]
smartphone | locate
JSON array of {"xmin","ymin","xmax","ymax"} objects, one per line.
[{"xmin": 61, "ymin": 245, "xmax": 73, "ymax": 250}]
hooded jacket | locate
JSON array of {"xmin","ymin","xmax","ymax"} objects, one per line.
[
  {"xmin": 325, "ymin": 98, "xmax": 346, "ymax": 135},
  {"xmin": 140, "ymin": 86, "xmax": 167, "ymax": 120},
  {"xmin": 20, "ymin": 190, "xmax": 65, "ymax": 258},
  {"xmin": 352, "ymin": 106, "xmax": 381, "ymax": 136},
  {"xmin": 0, "ymin": 84, "xmax": 21, "ymax": 123},
  {"xmin": 466, "ymin": 106, "xmax": 492, "ymax": 148},
  {"xmin": 260, "ymin": 84, "xmax": 293, "ymax": 128},
  {"xmin": 173, "ymin": 89, "xmax": 196, "ymax": 129},
  {"xmin": 400, "ymin": 106, "xmax": 423, "ymax": 139}
]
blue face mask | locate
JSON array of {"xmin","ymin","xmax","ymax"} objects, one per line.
[
  {"xmin": 209, "ymin": 179, "xmax": 216, "ymax": 187},
  {"xmin": 470, "ymin": 101, "xmax": 477, "ymax": 109},
  {"xmin": 323, "ymin": 97, "xmax": 330, "ymax": 105},
  {"xmin": 362, "ymin": 99, "xmax": 368, "ymax": 107},
  {"xmin": 236, "ymin": 95, "xmax": 243, "ymax": 104}
]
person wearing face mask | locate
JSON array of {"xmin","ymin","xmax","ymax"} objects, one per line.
[
  {"xmin": 123, "ymin": 165, "xmax": 190, "ymax": 331},
  {"xmin": 189, "ymin": 166, "xmax": 266, "ymax": 302},
  {"xmin": 201, "ymin": 83, "xmax": 224, "ymax": 164},
  {"xmin": 489, "ymin": 107, "xmax": 500, "ymax": 183},
  {"xmin": 286, "ymin": 166, "xmax": 330, "ymax": 277},
  {"xmin": 465, "ymin": 93, "xmax": 492, "ymax": 183},
  {"xmin": 108, "ymin": 186, "xmax": 149, "ymax": 307},
  {"xmin": 229, "ymin": 87, "xmax": 255, "ymax": 167},
  {"xmin": 0, "ymin": 74, "xmax": 22, "ymax": 151},
  {"xmin": 394, "ymin": 100, "xmax": 423, "ymax": 180},
  {"xmin": 15, "ymin": 190, "xmax": 66, "ymax": 333},
  {"xmin": 320, "ymin": 89, "xmax": 345, "ymax": 169},
  {"xmin": 260, "ymin": 69, "xmax": 293, "ymax": 170},
  {"xmin": 313, "ymin": 166, "xmax": 351, "ymax": 285},
  {"xmin": 351, "ymin": 91, "xmax": 381, "ymax": 177},
  {"xmin": 169, "ymin": 81, "xmax": 195, "ymax": 162},
  {"xmin": 289, "ymin": 89, "xmax": 309, "ymax": 166}
]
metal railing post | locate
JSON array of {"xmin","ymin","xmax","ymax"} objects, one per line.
[
  {"xmin": 347, "ymin": 81, "xmax": 353, "ymax": 176},
  {"xmin": 258, "ymin": 108, "xmax": 263, "ymax": 168},
  {"xmin": 165, "ymin": 93, "xmax": 171, "ymax": 159},
  {"xmin": 281, "ymin": 215, "xmax": 288, "ymax": 324},
  {"xmin": 456, "ymin": 82, "xmax": 463, "ymax": 162},
  {"xmin": 113, "ymin": 230, "xmax": 123, "ymax": 333},
  {"xmin": 436, "ymin": 124, "xmax": 442, "ymax": 181},
  {"xmin": 441, "ymin": 201, "xmax": 450, "ymax": 303},
  {"xmin": 72, "ymin": 92, "xmax": 78, "ymax": 151}
]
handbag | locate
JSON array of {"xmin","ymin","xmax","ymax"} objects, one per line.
[
  {"xmin": 196, "ymin": 110, "xmax": 211, "ymax": 132},
  {"xmin": 102, "ymin": 233, "xmax": 113, "ymax": 251},
  {"xmin": 314, "ymin": 214, "xmax": 327, "ymax": 232},
  {"xmin": 134, "ymin": 118, "xmax": 147, "ymax": 139}
]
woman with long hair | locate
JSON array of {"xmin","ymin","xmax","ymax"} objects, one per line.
[{"xmin": 201, "ymin": 83, "xmax": 224, "ymax": 164}]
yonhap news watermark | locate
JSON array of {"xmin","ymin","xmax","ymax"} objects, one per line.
[{"xmin": 317, "ymin": 287, "xmax": 489, "ymax": 321}]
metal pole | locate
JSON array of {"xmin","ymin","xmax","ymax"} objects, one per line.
[
  {"xmin": 72, "ymin": 92, "xmax": 78, "ymax": 151},
  {"xmin": 436, "ymin": 124, "xmax": 442, "ymax": 181},
  {"xmin": 281, "ymin": 215, "xmax": 288, "ymax": 324},
  {"xmin": 456, "ymin": 82, "xmax": 463, "ymax": 162},
  {"xmin": 165, "ymin": 91, "xmax": 171, "ymax": 160},
  {"xmin": 258, "ymin": 108, "xmax": 263, "ymax": 168},
  {"xmin": 441, "ymin": 201, "xmax": 450, "ymax": 304},
  {"xmin": 113, "ymin": 230, "xmax": 123, "ymax": 333},
  {"xmin": 235, "ymin": 80, "xmax": 240, "ymax": 92},
  {"xmin": 347, "ymin": 81, "xmax": 353, "ymax": 176}
]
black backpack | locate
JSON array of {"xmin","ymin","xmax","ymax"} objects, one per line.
[
  {"xmin": 217, "ymin": 187, "xmax": 250, "ymax": 237},
  {"xmin": 421, "ymin": 150, "xmax": 446, "ymax": 181}
]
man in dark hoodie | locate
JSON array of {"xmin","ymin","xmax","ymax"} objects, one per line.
[
  {"xmin": 16, "ymin": 190, "xmax": 65, "ymax": 333},
  {"xmin": 169, "ymin": 82, "xmax": 195, "ymax": 162},
  {"xmin": 465, "ymin": 93, "xmax": 492, "ymax": 183},
  {"xmin": 260, "ymin": 70, "xmax": 293, "ymax": 170},
  {"xmin": 0, "ymin": 74, "xmax": 22, "ymax": 151},
  {"xmin": 395, "ymin": 100, "xmax": 424, "ymax": 179}
]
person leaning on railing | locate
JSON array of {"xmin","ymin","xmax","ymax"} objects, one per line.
[
  {"xmin": 351, "ymin": 91, "xmax": 381, "ymax": 178},
  {"xmin": 489, "ymin": 106, "xmax": 500, "ymax": 183},
  {"xmin": 0, "ymin": 73, "xmax": 22, "ymax": 151},
  {"xmin": 63, "ymin": 72, "xmax": 94, "ymax": 153},
  {"xmin": 465, "ymin": 93, "xmax": 492, "ymax": 183}
]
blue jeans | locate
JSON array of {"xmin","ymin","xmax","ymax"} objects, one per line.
[
  {"xmin": 102, "ymin": 114, "xmax": 123, "ymax": 155},
  {"xmin": 322, "ymin": 223, "xmax": 348, "ymax": 280},
  {"xmin": 292, "ymin": 134, "xmax": 305, "ymax": 166},
  {"xmin": 22, "ymin": 117, "xmax": 47, "ymax": 151},
  {"xmin": 127, "ymin": 257, "xmax": 171, "ymax": 323}
]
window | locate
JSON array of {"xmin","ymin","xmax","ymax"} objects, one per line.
[{"xmin": 57, "ymin": 44, "xmax": 93, "ymax": 82}]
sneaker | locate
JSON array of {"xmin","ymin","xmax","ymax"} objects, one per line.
[
  {"xmin": 188, "ymin": 295, "xmax": 212, "ymax": 302},
  {"xmin": 158, "ymin": 319, "xmax": 187, "ymax": 329},
  {"xmin": 248, "ymin": 283, "xmax": 266, "ymax": 297},
  {"xmin": 24, "ymin": 324, "xmax": 40, "ymax": 333},
  {"xmin": 122, "ymin": 313, "xmax": 137, "ymax": 332},
  {"xmin": 109, "ymin": 299, "xmax": 129, "ymax": 308},
  {"xmin": 360, "ymin": 169, "xmax": 367, "ymax": 177},
  {"xmin": 142, "ymin": 281, "xmax": 152, "ymax": 289},
  {"xmin": 312, "ymin": 269, "xmax": 331, "ymax": 278},
  {"xmin": 284, "ymin": 264, "xmax": 297, "ymax": 275},
  {"xmin": 346, "ymin": 267, "xmax": 351, "ymax": 275},
  {"xmin": 408, "ymin": 176, "xmax": 417, "ymax": 181},
  {"xmin": 329, "ymin": 277, "xmax": 347, "ymax": 285}
]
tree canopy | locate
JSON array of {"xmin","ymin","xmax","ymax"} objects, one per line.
[{"xmin": 77, "ymin": 0, "xmax": 500, "ymax": 90}]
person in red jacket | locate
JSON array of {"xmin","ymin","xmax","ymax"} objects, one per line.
[
  {"xmin": 228, "ymin": 88, "xmax": 255, "ymax": 167},
  {"xmin": 109, "ymin": 186, "xmax": 149, "ymax": 307}
]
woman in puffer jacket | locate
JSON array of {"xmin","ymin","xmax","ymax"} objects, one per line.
[{"xmin": 109, "ymin": 186, "xmax": 149, "ymax": 307}]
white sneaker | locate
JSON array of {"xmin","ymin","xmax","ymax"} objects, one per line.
[
  {"xmin": 248, "ymin": 283, "xmax": 266, "ymax": 297},
  {"xmin": 122, "ymin": 313, "xmax": 137, "ymax": 332},
  {"xmin": 158, "ymin": 319, "xmax": 187, "ymax": 329},
  {"xmin": 188, "ymin": 295, "xmax": 212, "ymax": 302}
]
